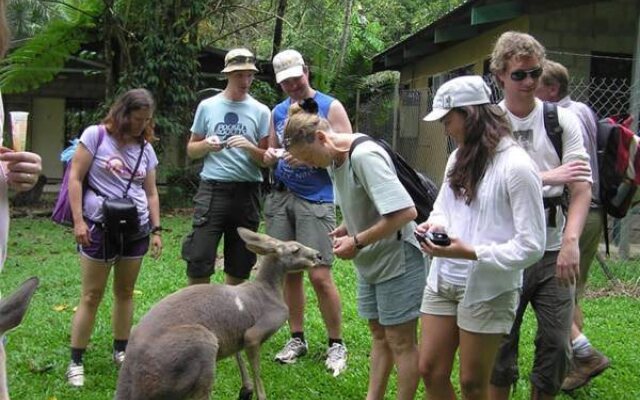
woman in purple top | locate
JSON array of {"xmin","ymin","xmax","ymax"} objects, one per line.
[{"xmin": 65, "ymin": 89, "xmax": 162, "ymax": 387}]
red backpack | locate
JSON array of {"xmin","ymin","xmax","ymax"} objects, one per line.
[{"xmin": 597, "ymin": 115, "xmax": 640, "ymax": 218}]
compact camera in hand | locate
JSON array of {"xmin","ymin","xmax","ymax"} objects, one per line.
[{"xmin": 414, "ymin": 231, "xmax": 451, "ymax": 246}]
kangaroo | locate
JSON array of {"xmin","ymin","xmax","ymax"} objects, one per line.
[
  {"xmin": 0, "ymin": 277, "xmax": 39, "ymax": 400},
  {"xmin": 114, "ymin": 228, "xmax": 323, "ymax": 400}
]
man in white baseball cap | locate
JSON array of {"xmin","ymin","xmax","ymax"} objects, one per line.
[
  {"xmin": 423, "ymin": 75, "xmax": 492, "ymax": 121},
  {"xmin": 263, "ymin": 49, "xmax": 351, "ymax": 376}
]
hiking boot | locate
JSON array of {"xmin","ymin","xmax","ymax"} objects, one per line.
[
  {"xmin": 562, "ymin": 347, "xmax": 610, "ymax": 391},
  {"xmin": 325, "ymin": 343, "xmax": 348, "ymax": 377},
  {"xmin": 113, "ymin": 350, "xmax": 126, "ymax": 367},
  {"xmin": 274, "ymin": 337, "xmax": 308, "ymax": 364},
  {"xmin": 66, "ymin": 362, "xmax": 84, "ymax": 387}
]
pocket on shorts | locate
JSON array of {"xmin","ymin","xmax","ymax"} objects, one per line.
[
  {"xmin": 263, "ymin": 191, "xmax": 287, "ymax": 219},
  {"xmin": 181, "ymin": 231, "xmax": 196, "ymax": 262},
  {"xmin": 192, "ymin": 185, "xmax": 212, "ymax": 227},
  {"xmin": 311, "ymin": 202, "xmax": 335, "ymax": 221}
]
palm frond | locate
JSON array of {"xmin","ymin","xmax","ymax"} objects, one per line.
[{"xmin": 0, "ymin": 1, "xmax": 101, "ymax": 94}]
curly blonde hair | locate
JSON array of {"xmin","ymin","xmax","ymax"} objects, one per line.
[{"xmin": 490, "ymin": 31, "xmax": 546, "ymax": 75}]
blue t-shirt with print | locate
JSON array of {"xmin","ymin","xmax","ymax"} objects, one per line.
[
  {"xmin": 273, "ymin": 91, "xmax": 334, "ymax": 203},
  {"xmin": 191, "ymin": 94, "xmax": 270, "ymax": 182}
]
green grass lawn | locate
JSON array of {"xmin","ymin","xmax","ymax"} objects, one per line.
[{"xmin": 1, "ymin": 215, "xmax": 639, "ymax": 399}]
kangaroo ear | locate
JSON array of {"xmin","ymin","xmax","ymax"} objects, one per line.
[
  {"xmin": 238, "ymin": 228, "xmax": 278, "ymax": 255},
  {"xmin": 0, "ymin": 277, "xmax": 39, "ymax": 335}
]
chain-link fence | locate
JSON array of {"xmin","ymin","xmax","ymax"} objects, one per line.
[{"xmin": 356, "ymin": 75, "xmax": 639, "ymax": 262}]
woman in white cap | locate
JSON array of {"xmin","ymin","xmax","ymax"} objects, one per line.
[{"xmin": 416, "ymin": 75, "xmax": 545, "ymax": 400}]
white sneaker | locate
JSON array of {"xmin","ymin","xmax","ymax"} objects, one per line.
[
  {"xmin": 274, "ymin": 337, "xmax": 308, "ymax": 364},
  {"xmin": 66, "ymin": 362, "xmax": 84, "ymax": 387},
  {"xmin": 113, "ymin": 350, "xmax": 126, "ymax": 367},
  {"xmin": 325, "ymin": 343, "xmax": 347, "ymax": 377}
]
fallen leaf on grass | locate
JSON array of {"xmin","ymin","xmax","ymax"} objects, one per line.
[
  {"xmin": 28, "ymin": 360, "xmax": 53, "ymax": 373},
  {"xmin": 53, "ymin": 304, "xmax": 68, "ymax": 312}
]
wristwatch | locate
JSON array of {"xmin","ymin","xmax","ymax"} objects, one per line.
[
  {"xmin": 353, "ymin": 234, "xmax": 365, "ymax": 250},
  {"xmin": 151, "ymin": 226, "xmax": 163, "ymax": 235}
]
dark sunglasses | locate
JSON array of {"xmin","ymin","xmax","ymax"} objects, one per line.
[{"xmin": 510, "ymin": 67, "xmax": 543, "ymax": 81}]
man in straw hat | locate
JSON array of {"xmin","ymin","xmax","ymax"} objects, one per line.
[{"xmin": 181, "ymin": 48, "xmax": 270, "ymax": 287}]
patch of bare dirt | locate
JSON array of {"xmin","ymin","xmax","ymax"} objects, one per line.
[{"xmin": 585, "ymin": 281, "xmax": 640, "ymax": 298}]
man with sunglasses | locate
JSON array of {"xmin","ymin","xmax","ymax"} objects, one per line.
[
  {"xmin": 488, "ymin": 32, "xmax": 592, "ymax": 400},
  {"xmin": 181, "ymin": 48, "xmax": 270, "ymax": 287},
  {"xmin": 535, "ymin": 59, "xmax": 610, "ymax": 392},
  {"xmin": 262, "ymin": 49, "xmax": 351, "ymax": 376}
]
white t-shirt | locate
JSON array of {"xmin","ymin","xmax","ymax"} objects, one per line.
[{"xmin": 500, "ymin": 98, "xmax": 591, "ymax": 251}]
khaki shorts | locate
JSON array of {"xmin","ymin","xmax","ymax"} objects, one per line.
[
  {"xmin": 264, "ymin": 190, "xmax": 335, "ymax": 266},
  {"xmin": 420, "ymin": 279, "xmax": 519, "ymax": 335}
]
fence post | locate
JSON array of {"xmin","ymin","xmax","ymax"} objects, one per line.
[{"xmin": 391, "ymin": 81, "xmax": 400, "ymax": 151}]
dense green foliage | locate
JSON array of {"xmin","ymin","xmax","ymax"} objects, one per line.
[{"xmin": 1, "ymin": 215, "xmax": 639, "ymax": 399}]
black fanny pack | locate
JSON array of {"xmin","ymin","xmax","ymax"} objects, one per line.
[
  {"xmin": 102, "ymin": 197, "xmax": 139, "ymax": 236},
  {"xmin": 101, "ymin": 141, "xmax": 146, "ymax": 249}
]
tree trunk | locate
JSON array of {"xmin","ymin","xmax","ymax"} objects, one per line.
[
  {"xmin": 336, "ymin": 0, "xmax": 354, "ymax": 76},
  {"xmin": 271, "ymin": 0, "xmax": 288, "ymax": 57}
]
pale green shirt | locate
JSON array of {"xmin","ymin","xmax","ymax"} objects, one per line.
[{"xmin": 329, "ymin": 134, "xmax": 421, "ymax": 284}]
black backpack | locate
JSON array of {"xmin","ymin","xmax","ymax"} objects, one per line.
[{"xmin": 348, "ymin": 135, "xmax": 439, "ymax": 223}]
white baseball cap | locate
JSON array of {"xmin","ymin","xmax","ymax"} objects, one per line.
[
  {"xmin": 221, "ymin": 48, "xmax": 259, "ymax": 73},
  {"xmin": 273, "ymin": 49, "xmax": 305, "ymax": 83},
  {"xmin": 423, "ymin": 75, "xmax": 492, "ymax": 121}
]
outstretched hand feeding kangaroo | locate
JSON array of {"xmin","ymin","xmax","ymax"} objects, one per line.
[{"xmin": 115, "ymin": 228, "xmax": 323, "ymax": 400}]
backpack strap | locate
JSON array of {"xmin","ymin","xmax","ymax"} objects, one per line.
[
  {"xmin": 542, "ymin": 102, "xmax": 567, "ymax": 227},
  {"xmin": 348, "ymin": 135, "xmax": 374, "ymax": 162},
  {"xmin": 543, "ymin": 101, "xmax": 563, "ymax": 161}
]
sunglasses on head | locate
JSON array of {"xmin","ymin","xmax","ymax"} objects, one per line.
[
  {"xmin": 510, "ymin": 67, "xmax": 543, "ymax": 81},
  {"xmin": 300, "ymin": 97, "xmax": 319, "ymax": 114},
  {"xmin": 226, "ymin": 55, "xmax": 256, "ymax": 66}
]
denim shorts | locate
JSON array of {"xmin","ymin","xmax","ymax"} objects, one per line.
[
  {"xmin": 79, "ymin": 220, "xmax": 150, "ymax": 262},
  {"xmin": 264, "ymin": 190, "xmax": 335, "ymax": 266},
  {"xmin": 357, "ymin": 243, "xmax": 426, "ymax": 326}
]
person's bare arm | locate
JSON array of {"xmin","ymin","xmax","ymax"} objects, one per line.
[
  {"xmin": 539, "ymin": 160, "xmax": 590, "ymax": 186},
  {"xmin": 143, "ymin": 168, "xmax": 162, "ymax": 259},
  {"xmin": 556, "ymin": 180, "xmax": 591, "ymax": 285},
  {"xmin": 327, "ymin": 100, "xmax": 352, "ymax": 133},
  {"xmin": 68, "ymin": 144, "xmax": 93, "ymax": 247},
  {"xmin": 332, "ymin": 206, "xmax": 417, "ymax": 260}
]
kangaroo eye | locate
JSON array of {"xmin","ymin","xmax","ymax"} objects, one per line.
[{"xmin": 292, "ymin": 247, "xmax": 300, "ymax": 254}]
